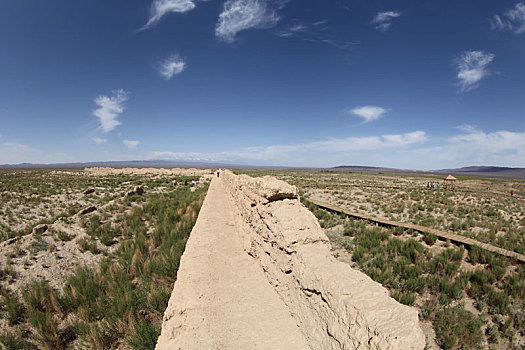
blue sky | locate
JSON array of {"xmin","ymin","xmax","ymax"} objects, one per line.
[{"xmin": 0, "ymin": 0, "xmax": 524, "ymax": 169}]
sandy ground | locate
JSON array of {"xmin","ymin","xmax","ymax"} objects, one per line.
[{"xmin": 156, "ymin": 176, "xmax": 309, "ymax": 349}]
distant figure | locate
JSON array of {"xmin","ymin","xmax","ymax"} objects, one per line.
[
  {"xmin": 191, "ymin": 180, "xmax": 195, "ymax": 186},
  {"xmin": 511, "ymin": 190, "xmax": 514, "ymax": 197},
  {"xmin": 173, "ymin": 179, "xmax": 177, "ymax": 187},
  {"xmin": 185, "ymin": 179, "xmax": 188, "ymax": 186},
  {"xmin": 196, "ymin": 180, "xmax": 199, "ymax": 185},
  {"xmin": 217, "ymin": 169, "xmax": 220, "ymax": 178}
]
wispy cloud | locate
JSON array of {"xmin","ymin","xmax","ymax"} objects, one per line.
[
  {"xmin": 455, "ymin": 124, "xmax": 480, "ymax": 134},
  {"xmin": 372, "ymin": 11, "xmax": 401, "ymax": 31},
  {"xmin": 123, "ymin": 140, "xmax": 140, "ymax": 149},
  {"xmin": 149, "ymin": 130, "xmax": 428, "ymax": 166},
  {"xmin": 348, "ymin": 106, "xmax": 387, "ymax": 123},
  {"xmin": 276, "ymin": 20, "xmax": 359, "ymax": 52},
  {"xmin": 0, "ymin": 140, "xmax": 73, "ymax": 165},
  {"xmin": 490, "ymin": 2, "xmax": 525, "ymax": 34},
  {"xmin": 305, "ymin": 131, "xmax": 427, "ymax": 151},
  {"xmin": 158, "ymin": 55, "xmax": 186, "ymax": 79},
  {"xmin": 276, "ymin": 21, "xmax": 311, "ymax": 37},
  {"xmin": 148, "ymin": 126, "xmax": 525, "ymax": 169},
  {"xmin": 448, "ymin": 126, "xmax": 524, "ymax": 150},
  {"xmin": 385, "ymin": 127, "xmax": 525, "ymax": 170},
  {"xmin": 455, "ymin": 51, "xmax": 495, "ymax": 92},
  {"xmin": 142, "ymin": 0, "xmax": 196, "ymax": 30},
  {"xmin": 2, "ymin": 141, "xmax": 36, "ymax": 154},
  {"xmin": 444, "ymin": 126, "xmax": 525, "ymax": 166},
  {"xmin": 93, "ymin": 89, "xmax": 129, "ymax": 133},
  {"xmin": 92, "ymin": 137, "xmax": 107, "ymax": 144},
  {"xmin": 216, "ymin": 0, "xmax": 281, "ymax": 43}
]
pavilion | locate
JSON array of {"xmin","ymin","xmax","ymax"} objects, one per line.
[{"xmin": 444, "ymin": 175, "xmax": 457, "ymax": 190}]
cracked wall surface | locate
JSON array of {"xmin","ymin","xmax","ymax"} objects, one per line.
[
  {"xmin": 156, "ymin": 171, "xmax": 425, "ymax": 349},
  {"xmin": 222, "ymin": 171, "xmax": 425, "ymax": 349}
]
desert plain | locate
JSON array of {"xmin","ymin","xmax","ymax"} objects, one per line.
[
  {"xmin": 0, "ymin": 167, "xmax": 523, "ymax": 349},
  {"xmin": 236, "ymin": 168, "xmax": 525, "ymax": 349}
]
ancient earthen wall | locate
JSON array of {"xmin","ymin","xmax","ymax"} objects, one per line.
[
  {"xmin": 84, "ymin": 167, "xmax": 211, "ymax": 176},
  {"xmin": 221, "ymin": 170, "xmax": 425, "ymax": 349},
  {"xmin": 156, "ymin": 171, "xmax": 425, "ymax": 349}
]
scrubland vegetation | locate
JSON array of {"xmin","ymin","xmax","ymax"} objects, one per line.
[
  {"xmin": 0, "ymin": 170, "xmax": 208, "ymax": 349},
  {"xmin": 237, "ymin": 169, "xmax": 525, "ymax": 349},
  {"xmin": 238, "ymin": 170, "xmax": 525, "ymax": 255},
  {"xmin": 0, "ymin": 170, "xmax": 140, "ymax": 241}
]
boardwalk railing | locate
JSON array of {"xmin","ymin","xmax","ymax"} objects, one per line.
[{"xmin": 307, "ymin": 198, "xmax": 525, "ymax": 263}]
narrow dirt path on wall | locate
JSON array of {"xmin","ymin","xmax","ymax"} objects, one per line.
[{"xmin": 156, "ymin": 176, "xmax": 309, "ymax": 350}]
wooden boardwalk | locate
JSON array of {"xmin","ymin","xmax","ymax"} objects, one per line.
[{"xmin": 307, "ymin": 199, "xmax": 525, "ymax": 263}]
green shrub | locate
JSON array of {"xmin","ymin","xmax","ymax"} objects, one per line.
[
  {"xmin": 126, "ymin": 319, "xmax": 160, "ymax": 350},
  {"xmin": 24, "ymin": 180, "xmax": 210, "ymax": 349},
  {"xmin": 27, "ymin": 310, "xmax": 65, "ymax": 349},
  {"xmin": 434, "ymin": 307, "xmax": 482, "ymax": 350},
  {"xmin": 391, "ymin": 291, "xmax": 416, "ymax": 306},
  {"xmin": 468, "ymin": 245, "xmax": 493, "ymax": 264},
  {"xmin": 77, "ymin": 237, "xmax": 98, "ymax": 254},
  {"xmin": 0, "ymin": 288, "xmax": 25, "ymax": 325},
  {"xmin": 28, "ymin": 239, "xmax": 48, "ymax": 255},
  {"xmin": 0, "ymin": 330, "xmax": 36, "ymax": 349},
  {"xmin": 423, "ymin": 232, "xmax": 437, "ymax": 245},
  {"xmin": 487, "ymin": 289, "xmax": 508, "ymax": 314},
  {"xmin": 56, "ymin": 231, "xmax": 72, "ymax": 241},
  {"xmin": 420, "ymin": 298, "xmax": 438, "ymax": 320}
]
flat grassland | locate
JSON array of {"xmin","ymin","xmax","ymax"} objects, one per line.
[
  {"xmin": 235, "ymin": 169, "xmax": 525, "ymax": 350},
  {"xmin": 0, "ymin": 170, "xmax": 208, "ymax": 349}
]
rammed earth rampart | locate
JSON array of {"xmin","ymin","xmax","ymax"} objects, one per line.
[{"xmin": 156, "ymin": 171, "xmax": 425, "ymax": 349}]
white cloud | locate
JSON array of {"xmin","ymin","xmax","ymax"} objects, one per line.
[
  {"xmin": 0, "ymin": 141, "xmax": 73, "ymax": 165},
  {"xmin": 142, "ymin": 0, "xmax": 196, "ymax": 29},
  {"xmin": 455, "ymin": 51, "xmax": 495, "ymax": 92},
  {"xmin": 442, "ymin": 127, "xmax": 525, "ymax": 167},
  {"xmin": 448, "ymin": 129, "xmax": 525, "ymax": 152},
  {"xmin": 491, "ymin": 2, "xmax": 525, "ymax": 34},
  {"xmin": 276, "ymin": 22, "xmax": 308, "ymax": 37},
  {"xmin": 216, "ymin": 0, "xmax": 280, "ymax": 43},
  {"xmin": 372, "ymin": 11, "xmax": 401, "ymax": 31},
  {"xmin": 149, "ymin": 130, "xmax": 428, "ymax": 167},
  {"xmin": 305, "ymin": 131, "xmax": 427, "ymax": 152},
  {"xmin": 388, "ymin": 127, "xmax": 525, "ymax": 169},
  {"xmin": 4, "ymin": 126, "xmax": 520, "ymax": 169},
  {"xmin": 123, "ymin": 139, "xmax": 140, "ymax": 149},
  {"xmin": 158, "ymin": 55, "xmax": 186, "ymax": 79},
  {"xmin": 275, "ymin": 19, "xmax": 359, "ymax": 52},
  {"xmin": 148, "ymin": 126, "xmax": 525, "ymax": 169},
  {"xmin": 349, "ymin": 106, "xmax": 387, "ymax": 123},
  {"xmin": 2, "ymin": 141, "xmax": 35, "ymax": 154},
  {"xmin": 455, "ymin": 124, "xmax": 480, "ymax": 134},
  {"xmin": 92, "ymin": 137, "xmax": 107, "ymax": 144},
  {"xmin": 93, "ymin": 89, "xmax": 129, "ymax": 133}
]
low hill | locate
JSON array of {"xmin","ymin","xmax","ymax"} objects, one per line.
[
  {"xmin": 434, "ymin": 166, "xmax": 525, "ymax": 179},
  {"xmin": 331, "ymin": 165, "xmax": 525, "ymax": 179}
]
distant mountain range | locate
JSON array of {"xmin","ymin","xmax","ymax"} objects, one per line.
[
  {"xmin": 0, "ymin": 160, "xmax": 228, "ymax": 169},
  {"xmin": 0, "ymin": 159, "xmax": 286, "ymax": 170},
  {"xmin": 331, "ymin": 165, "xmax": 525, "ymax": 179},
  {"xmin": 1, "ymin": 160, "xmax": 524, "ymax": 179},
  {"xmin": 434, "ymin": 166, "xmax": 525, "ymax": 179}
]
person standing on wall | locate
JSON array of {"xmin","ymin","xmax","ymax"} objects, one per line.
[{"xmin": 217, "ymin": 169, "xmax": 220, "ymax": 178}]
